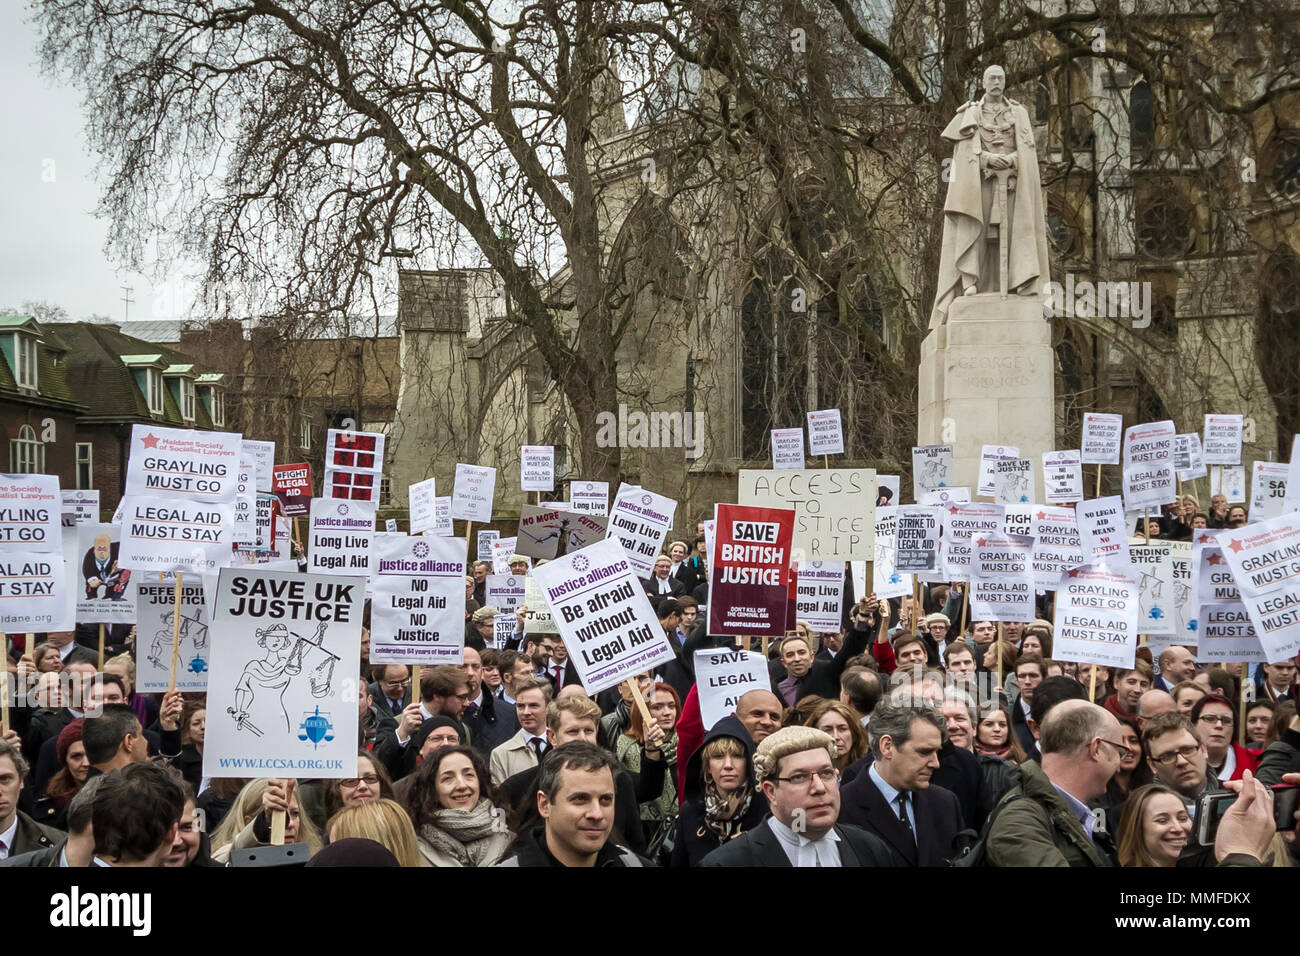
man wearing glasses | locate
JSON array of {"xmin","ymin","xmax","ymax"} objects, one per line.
[
  {"xmin": 1142, "ymin": 711, "xmax": 1226, "ymax": 815},
  {"xmin": 700, "ymin": 726, "xmax": 899, "ymax": 867}
]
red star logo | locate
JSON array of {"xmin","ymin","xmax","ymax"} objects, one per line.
[
  {"xmin": 1207, "ymin": 552, "xmax": 1223, "ymax": 565},
  {"xmin": 141, "ymin": 433, "xmax": 160, "ymax": 449},
  {"xmin": 1228, "ymin": 538, "xmax": 1244, "ymax": 553},
  {"xmin": 976, "ymin": 537, "xmax": 987, "ymax": 547},
  {"xmin": 1067, "ymin": 568, "xmax": 1082, "ymax": 578},
  {"xmin": 1036, "ymin": 511, "xmax": 1047, "ymax": 520},
  {"xmin": 1198, "ymin": 533, "xmax": 1211, "ymax": 543},
  {"xmin": 949, "ymin": 505, "xmax": 959, "ymax": 515}
]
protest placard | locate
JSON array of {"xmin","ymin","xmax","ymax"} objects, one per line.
[
  {"xmin": 273, "ymin": 463, "xmax": 313, "ymax": 517},
  {"xmin": 1031, "ymin": 506, "xmax": 1084, "ymax": 593},
  {"xmin": 491, "ymin": 537, "xmax": 520, "ymax": 574},
  {"xmin": 1076, "ymin": 495, "xmax": 1131, "ymax": 566},
  {"xmin": 607, "ymin": 487, "xmax": 677, "ymax": 577},
  {"xmin": 1129, "ymin": 543, "xmax": 1176, "ymax": 636},
  {"xmin": 431, "ymin": 497, "xmax": 453, "ymax": 536},
  {"xmin": 205, "ymin": 567, "xmax": 363, "ymax": 779},
  {"xmin": 323, "ymin": 467, "xmax": 378, "ymax": 503},
  {"xmin": 920, "ymin": 487, "xmax": 970, "ymax": 507},
  {"xmin": 523, "ymin": 575, "xmax": 557, "ymax": 634},
  {"xmin": 895, "ymin": 506, "xmax": 941, "ymax": 572},
  {"xmin": 486, "ymin": 574, "xmax": 527, "ymax": 646},
  {"xmin": 1053, "ymin": 564, "xmax": 1140, "ymax": 668},
  {"xmin": 1123, "ymin": 420, "xmax": 1176, "ymax": 510},
  {"xmin": 477, "ymin": 530, "xmax": 500, "ymax": 562},
  {"xmin": 1002, "ymin": 505, "xmax": 1034, "ymax": 538},
  {"xmin": 117, "ymin": 497, "xmax": 236, "ymax": 573},
  {"xmin": 0, "ymin": 474, "xmax": 62, "ymax": 551},
  {"xmin": 1286, "ymin": 435, "xmax": 1300, "ymax": 515},
  {"xmin": 695, "ymin": 648, "xmax": 770, "ymax": 729},
  {"xmin": 530, "ymin": 539, "xmax": 677, "ymax": 693},
  {"xmin": 1081, "ymin": 413, "xmax": 1123, "ymax": 465},
  {"xmin": 1251, "ymin": 462, "xmax": 1288, "ymax": 522},
  {"xmin": 516, "ymin": 505, "xmax": 597, "ymax": 560},
  {"xmin": 308, "ymin": 498, "xmax": 375, "ymax": 579},
  {"xmin": 451, "ymin": 463, "xmax": 496, "ymax": 523},
  {"xmin": 75, "ymin": 522, "xmax": 137, "ymax": 625},
  {"xmin": 873, "ymin": 507, "xmax": 911, "ymax": 600},
  {"xmin": 993, "ymin": 458, "xmax": 1034, "ymax": 504},
  {"xmin": 806, "ymin": 409, "xmax": 844, "ymax": 456},
  {"xmin": 1042, "ymin": 450, "xmax": 1083, "ymax": 504},
  {"xmin": 56, "ymin": 512, "xmax": 78, "ymax": 632},
  {"xmin": 136, "ymin": 577, "xmax": 208, "ymax": 692},
  {"xmin": 0, "ymin": 551, "xmax": 67, "ymax": 632},
  {"xmin": 970, "ymin": 533, "xmax": 1036, "ymax": 622},
  {"xmin": 241, "ymin": 439, "xmax": 275, "ymax": 493},
  {"xmin": 326, "ymin": 428, "xmax": 385, "ymax": 472},
  {"xmin": 912, "ymin": 445, "xmax": 953, "ymax": 500},
  {"xmin": 369, "ymin": 534, "xmax": 467, "ymax": 665},
  {"xmin": 60, "ymin": 490, "xmax": 99, "ymax": 524},
  {"xmin": 1197, "ymin": 538, "xmax": 1239, "ymax": 603},
  {"xmin": 124, "ymin": 425, "xmax": 242, "ymax": 502},
  {"xmin": 562, "ymin": 513, "xmax": 608, "ymax": 553},
  {"xmin": 978, "ymin": 445, "xmax": 1019, "ymax": 498},
  {"xmin": 1210, "ymin": 465, "xmax": 1246, "ymax": 504},
  {"xmin": 1216, "ymin": 513, "xmax": 1300, "ymax": 659},
  {"xmin": 1175, "ymin": 433, "xmax": 1207, "ymax": 481},
  {"xmin": 1169, "ymin": 542, "xmax": 1197, "ymax": 648},
  {"xmin": 941, "ymin": 502, "xmax": 1004, "ymax": 581},
  {"xmin": 520, "ymin": 445, "xmax": 555, "ymax": 492},
  {"xmin": 1197, "ymin": 603, "xmax": 1266, "ymax": 663},
  {"xmin": 408, "ymin": 478, "xmax": 437, "ymax": 534},
  {"xmin": 796, "ymin": 562, "xmax": 844, "ymax": 633},
  {"xmin": 771, "ymin": 428, "xmax": 805, "ymax": 470},
  {"xmin": 569, "ymin": 481, "xmax": 609, "ymax": 516},
  {"xmin": 708, "ymin": 503, "xmax": 795, "ymax": 638},
  {"xmin": 233, "ymin": 449, "xmax": 259, "ymax": 544},
  {"xmin": 1203, "ymin": 414, "xmax": 1243, "ymax": 465},
  {"xmin": 875, "ymin": 475, "xmax": 899, "ymax": 508},
  {"xmin": 737, "ymin": 468, "xmax": 874, "ymax": 562}
]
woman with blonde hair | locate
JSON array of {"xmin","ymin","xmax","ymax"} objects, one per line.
[
  {"xmin": 805, "ymin": 699, "xmax": 868, "ymax": 771},
  {"xmin": 208, "ymin": 777, "xmax": 323, "ymax": 864},
  {"xmin": 325, "ymin": 798, "xmax": 423, "ymax": 867}
]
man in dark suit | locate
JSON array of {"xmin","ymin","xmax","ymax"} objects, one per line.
[
  {"xmin": 771, "ymin": 627, "xmax": 871, "ymax": 705},
  {"xmin": 701, "ymin": 725, "xmax": 900, "ymax": 867},
  {"xmin": 540, "ymin": 636, "xmax": 581, "ymax": 695},
  {"xmin": 640, "ymin": 554, "xmax": 685, "ymax": 611},
  {"xmin": 368, "ymin": 664, "xmax": 413, "ymax": 721},
  {"xmin": 838, "ymin": 700, "xmax": 965, "ymax": 866},
  {"xmin": 81, "ymin": 534, "xmax": 130, "ymax": 600}
]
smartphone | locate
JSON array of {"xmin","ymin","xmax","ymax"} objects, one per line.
[{"xmin": 1194, "ymin": 784, "xmax": 1298, "ymax": 845}]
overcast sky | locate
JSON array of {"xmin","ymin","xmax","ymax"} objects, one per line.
[{"xmin": 0, "ymin": 7, "xmax": 191, "ymax": 322}]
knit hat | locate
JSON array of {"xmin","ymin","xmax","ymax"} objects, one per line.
[
  {"xmin": 752, "ymin": 726, "xmax": 837, "ymax": 784},
  {"xmin": 57, "ymin": 718, "xmax": 86, "ymax": 767}
]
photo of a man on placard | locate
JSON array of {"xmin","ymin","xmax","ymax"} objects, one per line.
[{"xmin": 82, "ymin": 533, "xmax": 130, "ymax": 600}]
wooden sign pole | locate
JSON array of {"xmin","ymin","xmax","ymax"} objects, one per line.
[
  {"xmin": 0, "ymin": 668, "xmax": 10, "ymax": 737},
  {"xmin": 1095, "ymin": 464, "xmax": 1102, "ymax": 499},
  {"xmin": 270, "ymin": 811, "xmax": 286, "ymax": 846},
  {"xmin": 167, "ymin": 572, "xmax": 184, "ymax": 692},
  {"xmin": 1089, "ymin": 666, "xmax": 1098, "ymax": 703},
  {"xmin": 97, "ymin": 624, "xmax": 106, "ymax": 670}
]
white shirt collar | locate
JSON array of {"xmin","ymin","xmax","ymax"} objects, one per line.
[
  {"xmin": 1217, "ymin": 745, "xmax": 1237, "ymax": 782},
  {"xmin": 766, "ymin": 816, "xmax": 841, "ymax": 867},
  {"xmin": 0, "ymin": 816, "xmax": 18, "ymax": 859},
  {"xmin": 58, "ymin": 642, "xmax": 75, "ymax": 661}
]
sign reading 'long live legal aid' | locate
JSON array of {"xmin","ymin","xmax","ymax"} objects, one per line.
[
  {"xmin": 695, "ymin": 648, "xmax": 769, "ymax": 730},
  {"xmin": 369, "ymin": 534, "xmax": 468, "ymax": 666},
  {"xmin": 530, "ymin": 539, "xmax": 676, "ymax": 694},
  {"xmin": 707, "ymin": 504, "xmax": 795, "ymax": 638},
  {"xmin": 1053, "ymin": 564, "xmax": 1140, "ymax": 669},
  {"xmin": 607, "ymin": 487, "xmax": 677, "ymax": 577},
  {"xmin": 205, "ymin": 568, "xmax": 363, "ymax": 780},
  {"xmin": 738, "ymin": 469, "xmax": 874, "ymax": 562}
]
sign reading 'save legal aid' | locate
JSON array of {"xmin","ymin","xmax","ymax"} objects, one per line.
[
  {"xmin": 695, "ymin": 649, "xmax": 769, "ymax": 729},
  {"xmin": 529, "ymin": 539, "xmax": 676, "ymax": 694}
]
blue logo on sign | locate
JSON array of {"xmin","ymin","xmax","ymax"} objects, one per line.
[
  {"xmin": 187, "ymin": 656, "xmax": 208, "ymax": 675},
  {"xmin": 1148, "ymin": 607, "xmax": 1164, "ymax": 620},
  {"xmin": 889, "ymin": 573, "xmax": 902, "ymax": 584},
  {"xmin": 298, "ymin": 706, "xmax": 335, "ymax": 749}
]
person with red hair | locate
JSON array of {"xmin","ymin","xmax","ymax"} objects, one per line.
[{"xmin": 32, "ymin": 718, "xmax": 90, "ymax": 831}]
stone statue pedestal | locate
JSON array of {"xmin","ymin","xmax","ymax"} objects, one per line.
[{"xmin": 917, "ymin": 294, "xmax": 1055, "ymax": 495}]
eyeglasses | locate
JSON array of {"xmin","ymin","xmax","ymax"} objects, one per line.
[
  {"xmin": 1096, "ymin": 738, "xmax": 1133, "ymax": 759},
  {"xmin": 1197, "ymin": 714, "xmax": 1232, "ymax": 726},
  {"xmin": 340, "ymin": 774, "xmax": 381, "ymax": 789},
  {"xmin": 774, "ymin": 768, "xmax": 839, "ymax": 788},
  {"xmin": 1149, "ymin": 744, "xmax": 1202, "ymax": 766}
]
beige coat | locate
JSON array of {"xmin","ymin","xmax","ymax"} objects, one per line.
[{"xmin": 489, "ymin": 729, "xmax": 540, "ymax": 786}]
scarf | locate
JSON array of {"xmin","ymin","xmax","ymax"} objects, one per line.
[
  {"xmin": 702, "ymin": 778, "xmax": 753, "ymax": 844},
  {"xmin": 419, "ymin": 798, "xmax": 511, "ymax": 868},
  {"xmin": 974, "ymin": 740, "xmax": 1013, "ymax": 760},
  {"xmin": 615, "ymin": 732, "xmax": 678, "ymax": 821}
]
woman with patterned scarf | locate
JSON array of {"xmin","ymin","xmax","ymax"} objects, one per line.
[
  {"xmin": 405, "ymin": 745, "xmax": 513, "ymax": 867},
  {"xmin": 669, "ymin": 715, "xmax": 768, "ymax": 866}
]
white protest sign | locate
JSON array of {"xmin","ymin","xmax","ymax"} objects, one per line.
[
  {"xmin": 308, "ymin": 498, "xmax": 375, "ymax": 579},
  {"xmin": 1216, "ymin": 513, "xmax": 1300, "ymax": 659},
  {"xmin": 895, "ymin": 506, "xmax": 941, "ymax": 572},
  {"xmin": 1197, "ymin": 538, "xmax": 1239, "ymax": 603},
  {"xmin": 1251, "ymin": 462, "xmax": 1288, "ymax": 523},
  {"xmin": 978, "ymin": 445, "xmax": 1019, "ymax": 498},
  {"xmin": 796, "ymin": 562, "xmax": 844, "ymax": 633},
  {"xmin": 1081, "ymin": 413, "xmax": 1123, "ymax": 466},
  {"xmin": 75, "ymin": 523, "xmax": 138, "ymax": 625},
  {"xmin": 1175, "ymin": 433, "xmax": 1207, "ymax": 481},
  {"xmin": 1210, "ymin": 465, "xmax": 1246, "ymax": 504},
  {"xmin": 920, "ymin": 487, "xmax": 970, "ymax": 507},
  {"xmin": 1001, "ymin": 505, "xmax": 1034, "ymax": 538},
  {"xmin": 530, "ymin": 539, "xmax": 677, "ymax": 694},
  {"xmin": 520, "ymin": 445, "xmax": 555, "ymax": 493},
  {"xmin": 970, "ymin": 533, "xmax": 1036, "ymax": 622},
  {"xmin": 206, "ymin": 567, "xmax": 363, "ymax": 779},
  {"xmin": 1042, "ymin": 450, "xmax": 1083, "ymax": 504},
  {"xmin": 1197, "ymin": 603, "xmax": 1266, "ymax": 663},
  {"xmin": 1123, "ymin": 420, "xmax": 1176, "ymax": 510},
  {"xmin": 61, "ymin": 490, "xmax": 99, "ymax": 524},
  {"xmin": 1203, "ymin": 414, "xmax": 1243, "ymax": 466},
  {"xmin": 912, "ymin": 445, "xmax": 953, "ymax": 500},
  {"xmin": 738, "ymin": 468, "xmax": 875, "ymax": 562},
  {"xmin": 232, "ymin": 450, "xmax": 258, "ymax": 544},
  {"xmin": 124, "ymin": 425, "xmax": 242, "ymax": 503},
  {"xmin": 491, "ymin": 537, "xmax": 521, "ymax": 574},
  {"xmin": 1076, "ymin": 495, "xmax": 1131, "ymax": 566},
  {"xmin": 0, "ymin": 474, "xmax": 62, "ymax": 551},
  {"xmin": 451, "ymin": 463, "xmax": 496, "ymax": 523},
  {"xmin": 771, "ymin": 429, "xmax": 805, "ymax": 470},
  {"xmin": 993, "ymin": 458, "xmax": 1034, "ymax": 504},
  {"xmin": 325, "ymin": 428, "xmax": 385, "ymax": 473},
  {"xmin": 408, "ymin": 478, "xmax": 437, "ymax": 535},
  {"xmin": 1286, "ymin": 435, "xmax": 1300, "ymax": 515},
  {"xmin": 117, "ymin": 497, "xmax": 236, "ymax": 574},
  {"xmin": 1129, "ymin": 543, "xmax": 1176, "ymax": 636},
  {"xmin": 136, "ymin": 578, "xmax": 209, "ymax": 692},
  {"xmin": 607, "ymin": 487, "xmax": 678, "ymax": 577},
  {"xmin": 431, "ymin": 497, "xmax": 453, "ymax": 535},
  {"xmin": 486, "ymin": 574, "xmax": 527, "ymax": 647},
  {"xmin": 57, "ymin": 512, "xmax": 78, "ymax": 630},
  {"xmin": 1053, "ymin": 564, "xmax": 1141, "ymax": 668},
  {"xmin": 1031, "ymin": 506, "xmax": 1084, "ymax": 593},
  {"xmin": 876, "ymin": 475, "xmax": 900, "ymax": 508},
  {"xmin": 806, "ymin": 409, "xmax": 844, "ymax": 456},
  {"xmin": 0, "ymin": 551, "xmax": 66, "ymax": 632},
  {"xmin": 1170, "ymin": 542, "xmax": 1198, "ymax": 649},
  {"xmin": 694, "ymin": 648, "xmax": 770, "ymax": 729},
  {"xmin": 941, "ymin": 502, "xmax": 1004, "ymax": 581},
  {"xmin": 369, "ymin": 534, "xmax": 467, "ymax": 665},
  {"xmin": 569, "ymin": 481, "xmax": 609, "ymax": 516},
  {"xmin": 242, "ymin": 439, "xmax": 275, "ymax": 493},
  {"xmin": 477, "ymin": 530, "xmax": 500, "ymax": 562},
  {"xmin": 523, "ymin": 575, "xmax": 557, "ymax": 634},
  {"xmin": 516, "ymin": 505, "xmax": 581, "ymax": 560},
  {"xmin": 873, "ymin": 507, "xmax": 912, "ymax": 600}
]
